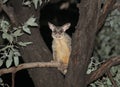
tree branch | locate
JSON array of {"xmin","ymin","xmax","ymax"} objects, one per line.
[
  {"xmin": 86, "ymin": 56, "xmax": 120, "ymax": 85},
  {"xmin": 0, "ymin": 1, "xmax": 18, "ymax": 26},
  {"xmin": 97, "ymin": 0, "xmax": 116, "ymax": 30},
  {"xmin": 0, "ymin": 62, "xmax": 60, "ymax": 75},
  {"xmin": 113, "ymin": 1, "xmax": 120, "ymax": 10}
]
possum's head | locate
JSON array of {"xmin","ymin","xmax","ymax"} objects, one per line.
[{"xmin": 48, "ymin": 22, "xmax": 71, "ymax": 39}]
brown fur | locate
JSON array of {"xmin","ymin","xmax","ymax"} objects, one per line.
[{"xmin": 48, "ymin": 22, "xmax": 71, "ymax": 74}]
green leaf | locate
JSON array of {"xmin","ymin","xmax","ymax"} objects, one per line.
[
  {"xmin": 18, "ymin": 42, "xmax": 33, "ymax": 46},
  {"xmin": 22, "ymin": 25, "xmax": 31, "ymax": 34},
  {"xmin": 8, "ymin": 50, "xmax": 14, "ymax": 59},
  {"xmin": 86, "ymin": 69, "xmax": 92, "ymax": 74},
  {"xmin": 26, "ymin": 17, "xmax": 38, "ymax": 26},
  {"xmin": 104, "ymin": 45, "xmax": 111, "ymax": 55},
  {"xmin": 106, "ymin": 78, "xmax": 112, "ymax": 85},
  {"xmin": 22, "ymin": 1, "xmax": 31, "ymax": 7},
  {"xmin": 12, "ymin": 29, "xmax": 23, "ymax": 37},
  {"xmin": 8, "ymin": 35, "xmax": 14, "ymax": 43},
  {"xmin": 2, "ymin": 33, "xmax": 13, "ymax": 43},
  {"xmin": 14, "ymin": 56, "xmax": 19, "ymax": 66},
  {"xmin": 2, "ymin": 33, "xmax": 9, "ymax": 39},
  {"xmin": 33, "ymin": 0, "xmax": 39, "ymax": 9},
  {"xmin": 0, "ymin": 20, "xmax": 9, "ymax": 32},
  {"xmin": 0, "ymin": 78, "xmax": 3, "ymax": 83},
  {"xmin": 3, "ymin": 0, "xmax": 8, "ymax": 3},
  {"xmin": 6, "ymin": 58, "xmax": 13, "ymax": 68},
  {"xmin": 90, "ymin": 84, "xmax": 96, "ymax": 87},
  {"xmin": 110, "ymin": 21, "xmax": 114, "ymax": 27},
  {"xmin": 14, "ymin": 51, "xmax": 21, "ymax": 56},
  {"xmin": 0, "ymin": 59, "xmax": 3, "ymax": 67}
]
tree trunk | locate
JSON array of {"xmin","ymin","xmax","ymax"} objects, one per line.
[
  {"xmin": 64, "ymin": 0, "xmax": 99, "ymax": 87},
  {"xmin": 8, "ymin": 0, "xmax": 64, "ymax": 87}
]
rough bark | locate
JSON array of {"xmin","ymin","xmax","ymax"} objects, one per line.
[
  {"xmin": 64, "ymin": 0, "xmax": 116, "ymax": 87},
  {"xmin": 64, "ymin": 0, "xmax": 99, "ymax": 87},
  {"xmin": 8, "ymin": 0, "xmax": 64, "ymax": 87}
]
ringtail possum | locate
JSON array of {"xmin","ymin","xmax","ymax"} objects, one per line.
[{"xmin": 48, "ymin": 22, "xmax": 71, "ymax": 74}]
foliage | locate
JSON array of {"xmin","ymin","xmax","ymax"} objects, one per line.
[
  {"xmin": 2, "ymin": 0, "xmax": 9, "ymax": 3},
  {"xmin": 0, "ymin": 0, "xmax": 39, "ymax": 86},
  {"xmin": 2, "ymin": 0, "xmax": 50, "ymax": 9},
  {"xmin": 88, "ymin": 9, "xmax": 120, "ymax": 87},
  {"xmin": 0, "ymin": 77, "xmax": 9, "ymax": 87},
  {"xmin": 0, "ymin": 17, "xmax": 38, "ymax": 68},
  {"xmin": 95, "ymin": 9, "xmax": 120, "ymax": 60},
  {"xmin": 22, "ymin": 0, "xmax": 50, "ymax": 9},
  {"xmin": 87, "ymin": 57, "xmax": 101, "ymax": 74}
]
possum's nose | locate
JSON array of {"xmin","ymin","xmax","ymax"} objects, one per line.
[
  {"xmin": 56, "ymin": 34, "xmax": 63, "ymax": 38},
  {"xmin": 57, "ymin": 35, "xmax": 61, "ymax": 38}
]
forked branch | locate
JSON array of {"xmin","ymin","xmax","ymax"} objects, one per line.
[{"xmin": 86, "ymin": 56, "xmax": 120, "ymax": 85}]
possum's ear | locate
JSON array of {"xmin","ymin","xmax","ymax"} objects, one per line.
[
  {"xmin": 62, "ymin": 23, "xmax": 71, "ymax": 31},
  {"xmin": 48, "ymin": 22, "xmax": 56, "ymax": 31}
]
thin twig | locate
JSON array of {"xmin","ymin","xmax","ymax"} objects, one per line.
[
  {"xmin": 106, "ymin": 70, "xmax": 118, "ymax": 87},
  {"xmin": 97, "ymin": 0, "xmax": 116, "ymax": 30},
  {"xmin": 12, "ymin": 72, "xmax": 15, "ymax": 87},
  {"xmin": 112, "ymin": 1, "xmax": 120, "ymax": 10}
]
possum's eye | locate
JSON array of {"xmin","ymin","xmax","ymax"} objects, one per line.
[
  {"xmin": 53, "ymin": 30, "xmax": 57, "ymax": 34},
  {"xmin": 59, "ymin": 29, "xmax": 64, "ymax": 34}
]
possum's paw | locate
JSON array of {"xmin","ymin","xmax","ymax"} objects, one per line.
[{"xmin": 58, "ymin": 63, "xmax": 68, "ymax": 75}]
